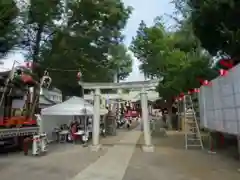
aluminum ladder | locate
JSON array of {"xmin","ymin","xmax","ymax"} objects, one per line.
[{"xmin": 183, "ymin": 95, "xmax": 204, "ymax": 150}]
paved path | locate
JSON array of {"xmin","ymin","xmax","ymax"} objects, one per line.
[{"xmin": 72, "ymin": 130, "xmax": 141, "ymax": 180}]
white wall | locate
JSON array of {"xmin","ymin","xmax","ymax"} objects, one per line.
[{"xmin": 199, "ymin": 64, "xmax": 240, "ymax": 135}]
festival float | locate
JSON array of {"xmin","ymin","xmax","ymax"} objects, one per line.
[{"xmin": 0, "ymin": 63, "xmax": 39, "ymax": 150}]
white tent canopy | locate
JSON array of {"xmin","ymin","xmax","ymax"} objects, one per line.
[
  {"xmin": 41, "ymin": 96, "xmax": 107, "ymax": 116},
  {"xmin": 40, "ymin": 96, "xmax": 108, "ymax": 141}
]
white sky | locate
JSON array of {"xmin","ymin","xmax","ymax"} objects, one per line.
[
  {"xmin": 122, "ymin": 0, "xmax": 174, "ymax": 82},
  {"xmin": 0, "ymin": 0, "xmax": 175, "ymax": 82}
]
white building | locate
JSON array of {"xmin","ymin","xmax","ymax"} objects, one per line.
[{"xmin": 30, "ymin": 87, "xmax": 62, "ymax": 109}]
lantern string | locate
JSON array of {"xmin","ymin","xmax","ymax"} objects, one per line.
[{"xmin": 46, "ymin": 68, "xmax": 79, "ymax": 72}]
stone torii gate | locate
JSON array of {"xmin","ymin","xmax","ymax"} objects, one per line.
[{"xmin": 79, "ymin": 80, "xmax": 158, "ymax": 152}]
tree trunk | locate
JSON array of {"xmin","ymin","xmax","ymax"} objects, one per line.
[{"xmin": 31, "ymin": 24, "xmax": 44, "ymax": 117}]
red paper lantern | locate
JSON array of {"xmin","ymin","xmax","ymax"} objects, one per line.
[
  {"xmin": 219, "ymin": 69, "xmax": 228, "ymax": 76},
  {"xmin": 194, "ymin": 88, "xmax": 200, "ymax": 93},
  {"xmin": 197, "ymin": 78, "xmax": 211, "ymax": 86},
  {"xmin": 180, "ymin": 92, "xmax": 184, "ymax": 97},
  {"xmin": 77, "ymin": 71, "xmax": 82, "ymax": 79},
  {"xmin": 203, "ymin": 80, "xmax": 209, "ymax": 85}
]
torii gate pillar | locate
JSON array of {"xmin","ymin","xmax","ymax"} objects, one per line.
[
  {"xmin": 91, "ymin": 88, "xmax": 101, "ymax": 151},
  {"xmin": 140, "ymin": 88, "xmax": 154, "ymax": 152}
]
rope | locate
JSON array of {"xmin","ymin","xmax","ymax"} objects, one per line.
[{"xmin": 46, "ymin": 68, "xmax": 79, "ymax": 72}]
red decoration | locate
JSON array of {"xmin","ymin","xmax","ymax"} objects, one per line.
[
  {"xmin": 180, "ymin": 92, "xmax": 184, "ymax": 97},
  {"xmin": 197, "ymin": 78, "xmax": 211, "ymax": 86},
  {"xmin": 193, "ymin": 88, "xmax": 200, "ymax": 93},
  {"xmin": 203, "ymin": 80, "xmax": 209, "ymax": 85},
  {"xmin": 219, "ymin": 69, "xmax": 228, "ymax": 76},
  {"xmin": 219, "ymin": 59, "xmax": 233, "ymax": 69},
  {"xmin": 21, "ymin": 74, "xmax": 34, "ymax": 83},
  {"xmin": 188, "ymin": 89, "xmax": 195, "ymax": 94}
]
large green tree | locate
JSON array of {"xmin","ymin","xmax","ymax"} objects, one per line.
[
  {"xmin": 131, "ymin": 20, "xmax": 215, "ymax": 111},
  {"xmin": 21, "ymin": 0, "xmax": 63, "ymax": 65},
  {"xmin": 38, "ymin": 0, "xmax": 132, "ymax": 96},
  {"xmin": 0, "ymin": 0, "xmax": 19, "ymax": 58},
  {"xmin": 183, "ymin": 0, "xmax": 240, "ymax": 58}
]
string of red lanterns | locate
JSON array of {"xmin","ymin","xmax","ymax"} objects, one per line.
[
  {"xmin": 175, "ymin": 88, "xmax": 200, "ymax": 102},
  {"xmin": 174, "ymin": 59, "xmax": 233, "ymax": 102},
  {"xmin": 23, "ymin": 62, "xmax": 82, "ymax": 80}
]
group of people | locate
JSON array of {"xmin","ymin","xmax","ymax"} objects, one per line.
[
  {"xmin": 153, "ymin": 105, "xmax": 180, "ymax": 130},
  {"xmin": 52, "ymin": 117, "xmax": 93, "ymax": 143}
]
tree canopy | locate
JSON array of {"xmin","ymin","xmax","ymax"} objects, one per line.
[
  {"xmin": 131, "ymin": 19, "xmax": 216, "ymax": 106},
  {"xmin": 35, "ymin": 0, "xmax": 133, "ymax": 96},
  {"xmin": 0, "ymin": 0, "xmax": 19, "ymax": 58},
  {"xmin": 185, "ymin": 0, "xmax": 240, "ymax": 58},
  {"xmin": 0, "ymin": 0, "xmax": 132, "ymax": 96},
  {"xmin": 108, "ymin": 44, "xmax": 132, "ymax": 81}
]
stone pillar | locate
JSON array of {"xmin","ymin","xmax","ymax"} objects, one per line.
[
  {"xmin": 140, "ymin": 88, "xmax": 154, "ymax": 152},
  {"xmin": 91, "ymin": 88, "xmax": 101, "ymax": 151}
]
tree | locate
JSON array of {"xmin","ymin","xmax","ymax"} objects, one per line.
[
  {"xmin": 131, "ymin": 20, "xmax": 215, "ymax": 113},
  {"xmin": 108, "ymin": 44, "xmax": 133, "ymax": 82},
  {"xmin": 38, "ymin": 0, "xmax": 132, "ymax": 96},
  {"xmin": 185, "ymin": 0, "xmax": 240, "ymax": 58},
  {"xmin": 21, "ymin": 0, "xmax": 63, "ymax": 65},
  {"xmin": 16, "ymin": 0, "xmax": 64, "ymax": 113},
  {"xmin": 0, "ymin": 0, "xmax": 19, "ymax": 58}
]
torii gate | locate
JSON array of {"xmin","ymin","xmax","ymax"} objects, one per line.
[{"xmin": 79, "ymin": 80, "xmax": 158, "ymax": 152}]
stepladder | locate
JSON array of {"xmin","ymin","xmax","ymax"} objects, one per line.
[{"xmin": 183, "ymin": 95, "xmax": 204, "ymax": 150}]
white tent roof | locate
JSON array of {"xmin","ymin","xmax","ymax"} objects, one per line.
[{"xmin": 41, "ymin": 96, "xmax": 107, "ymax": 116}]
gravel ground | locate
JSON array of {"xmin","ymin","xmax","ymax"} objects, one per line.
[
  {"xmin": 3, "ymin": 125, "xmax": 237, "ymax": 180},
  {"xmin": 123, "ymin": 131, "xmax": 240, "ymax": 180}
]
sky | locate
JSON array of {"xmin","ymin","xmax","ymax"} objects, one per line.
[
  {"xmin": 0, "ymin": 0, "xmax": 175, "ymax": 81},
  {"xmin": 122, "ymin": 0, "xmax": 175, "ymax": 82}
]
